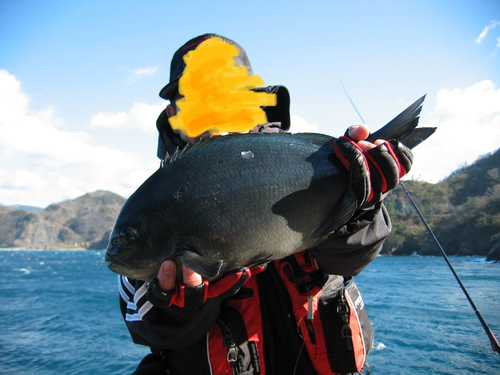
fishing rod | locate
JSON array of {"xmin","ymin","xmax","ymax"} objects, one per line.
[
  {"xmin": 400, "ymin": 182, "xmax": 500, "ymax": 355},
  {"xmin": 341, "ymin": 82, "xmax": 500, "ymax": 355}
]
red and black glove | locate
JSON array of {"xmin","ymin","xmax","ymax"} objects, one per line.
[
  {"xmin": 147, "ymin": 265, "xmax": 266, "ymax": 310},
  {"xmin": 333, "ymin": 132, "xmax": 413, "ymax": 209}
]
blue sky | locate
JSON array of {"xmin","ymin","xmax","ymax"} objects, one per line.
[{"xmin": 1, "ymin": 0, "xmax": 499, "ymax": 208}]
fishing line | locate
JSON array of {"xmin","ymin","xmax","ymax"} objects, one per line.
[
  {"xmin": 340, "ymin": 82, "xmax": 500, "ymax": 356},
  {"xmin": 340, "ymin": 80, "xmax": 366, "ymax": 125}
]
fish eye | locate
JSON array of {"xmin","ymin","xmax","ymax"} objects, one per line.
[{"xmin": 120, "ymin": 227, "xmax": 139, "ymax": 244}]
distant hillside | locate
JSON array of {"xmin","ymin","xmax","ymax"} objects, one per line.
[
  {"xmin": 0, "ymin": 191, "xmax": 125, "ymax": 250},
  {"xmin": 383, "ymin": 148, "xmax": 500, "ymax": 257},
  {"xmin": 8, "ymin": 205, "xmax": 43, "ymax": 212}
]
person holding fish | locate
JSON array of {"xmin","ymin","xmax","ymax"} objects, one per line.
[{"xmin": 111, "ymin": 34, "xmax": 419, "ymax": 375}]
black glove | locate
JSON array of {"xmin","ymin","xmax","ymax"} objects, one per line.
[
  {"xmin": 147, "ymin": 265, "xmax": 266, "ymax": 309},
  {"xmin": 333, "ymin": 134, "xmax": 413, "ymax": 209}
]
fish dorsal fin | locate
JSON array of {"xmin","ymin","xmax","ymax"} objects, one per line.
[
  {"xmin": 166, "ymin": 139, "xmax": 208, "ymax": 164},
  {"xmin": 174, "ymin": 245, "xmax": 223, "ymax": 279},
  {"xmin": 164, "ymin": 135, "xmax": 245, "ymax": 165}
]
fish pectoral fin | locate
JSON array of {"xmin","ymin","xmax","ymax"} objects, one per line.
[
  {"xmin": 174, "ymin": 245, "xmax": 223, "ymax": 279},
  {"xmin": 313, "ymin": 189, "xmax": 358, "ymax": 242}
]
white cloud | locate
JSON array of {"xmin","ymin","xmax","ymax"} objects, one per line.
[
  {"xmin": 405, "ymin": 80, "xmax": 500, "ymax": 183},
  {"xmin": 134, "ymin": 66, "xmax": 159, "ymax": 78},
  {"xmin": 120, "ymin": 66, "xmax": 160, "ymax": 83},
  {"xmin": 289, "ymin": 115, "xmax": 319, "ymax": 133},
  {"xmin": 0, "ymin": 70, "xmax": 29, "ymax": 114},
  {"xmin": 0, "ymin": 170, "xmax": 43, "ymax": 190},
  {"xmin": 91, "ymin": 101, "xmax": 165, "ymax": 134},
  {"xmin": 91, "ymin": 111, "xmax": 129, "ymax": 128},
  {"xmin": 476, "ymin": 20, "xmax": 500, "ymax": 55},
  {"xmin": 129, "ymin": 102, "xmax": 165, "ymax": 133},
  {"xmin": 0, "ymin": 70, "xmax": 158, "ymax": 208},
  {"xmin": 475, "ymin": 20, "xmax": 500, "ymax": 44}
]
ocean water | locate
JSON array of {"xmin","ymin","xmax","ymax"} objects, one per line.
[{"xmin": 0, "ymin": 250, "xmax": 498, "ymax": 375}]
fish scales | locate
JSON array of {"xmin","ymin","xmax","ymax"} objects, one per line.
[
  {"xmin": 106, "ymin": 133, "xmax": 353, "ymax": 281},
  {"xmin": 169, "ymin": 134, "xmax": 349, "ymax": 258}
]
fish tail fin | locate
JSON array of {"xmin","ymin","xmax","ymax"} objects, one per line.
[
  {"xmin": 367, "ymin": 95, "xmax": 436, "ymax": 149},
  {"xmin": 174, "ymin": 245, "xmax": 223, "ymax": 279}
]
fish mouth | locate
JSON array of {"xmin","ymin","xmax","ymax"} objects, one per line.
[
  {"xmin": 105, "ymin": 254, "xmax": 129, "ymax": 275},
  {"xmin": 104, "ymin": 253, "xmax": 131, "ymax": 272},
  {"xmin": 106, "ymin": 261, "xmax": 157, "ymax": 282},
  {"xmin": 105, "ymin": 252, "xmax": 159, "ymax": 281},
  {"xmin": 104, "ymin": 252, "xmax": 127, "ymax": 267},
  {"xmin": 104, "ymin": 234, "xmax": 173, "ymax": 282}
]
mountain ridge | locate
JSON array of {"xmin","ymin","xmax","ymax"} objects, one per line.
[
  {"xmin": 383, "ymin": 148, "xmax": 500, "ymax": 259},
  {"xmin": 0, "ymin": 191, "xmax": 125, "ymax": 250}
]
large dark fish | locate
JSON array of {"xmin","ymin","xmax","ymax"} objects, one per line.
[{"xmin": 105, "ymin": 95, "xmax": 434, "ymax": 282}]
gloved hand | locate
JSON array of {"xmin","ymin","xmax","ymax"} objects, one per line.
[
  {"xmin": 147, "ymin": 261, "xmax": 265, "ymax": 309},
  {"xmin": 333, "ymin": 125, "xmax": 413, "ymax": 209}
]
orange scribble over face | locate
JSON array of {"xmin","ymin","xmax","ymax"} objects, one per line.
[{"xmin": 168, "ymin": 37, "xmax": 277, "ymax": 138}]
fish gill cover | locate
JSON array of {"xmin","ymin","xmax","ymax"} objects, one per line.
[{"xmin": 168, "ymin": 37, "xmax": 277, "ymax": 137}]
